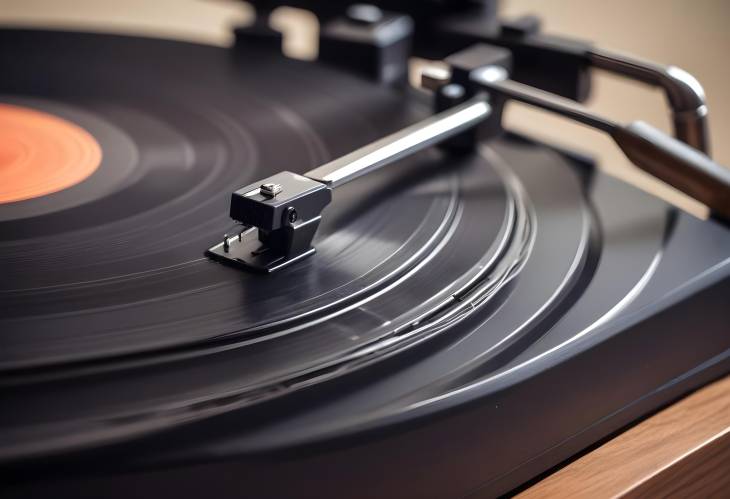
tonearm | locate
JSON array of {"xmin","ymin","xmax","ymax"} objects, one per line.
[{"xmin": 207, "ymin": 43, "xmax": 730, "ymax": 273}]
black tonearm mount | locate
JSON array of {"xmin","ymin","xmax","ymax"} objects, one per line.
[{"xmin": 207, "ymin": 43, "xmax": 730, "ymax": 273}]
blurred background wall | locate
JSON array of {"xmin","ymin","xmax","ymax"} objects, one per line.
[{"xmin": 1, "ymin": 0, "xmax": 728, "ymax": 215}]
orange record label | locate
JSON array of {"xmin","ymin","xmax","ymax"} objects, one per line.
[{"xmin": 0, "ymin": 103, "xmax": 102, "ymax": 204}]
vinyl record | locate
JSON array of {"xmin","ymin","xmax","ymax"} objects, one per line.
[
  {"xmin": 0, "ymin": 29, "xmax": 597, "ymax": 461},
  {"xmin": 0, "ymin": 29, "xmax": 528, "ymax": 373}
]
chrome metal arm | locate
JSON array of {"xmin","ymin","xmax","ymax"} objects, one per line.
[
  {"xmin": 468, "ymin": 66, "xmax": 617, "ymax": 133},
  {"xmin": 588, "ymin": 47, "xmax": 709, "ymax": 153},
  {"xmin": 306, "ymin": 95, "xmax": 491, "ymax": 188}
]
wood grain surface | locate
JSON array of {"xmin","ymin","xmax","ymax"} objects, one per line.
[{"xmin": 518, "ymin": 375, "xmax": 730, "ymax": 498}]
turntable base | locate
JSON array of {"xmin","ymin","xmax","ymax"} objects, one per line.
[{"xmin": 2, "ymin": 27, "xmax": 730, "ymax": 499}]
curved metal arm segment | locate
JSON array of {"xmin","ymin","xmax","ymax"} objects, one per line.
[{"xmin": 588, "ymin": 47, "xmax": 710, "ymax": 154}]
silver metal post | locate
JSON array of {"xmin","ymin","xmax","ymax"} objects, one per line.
[
  {"xmin": 588, "ymin": 47, "xmax": 710, "ymax": 153},
  {"xmin": 306, "ymin": 95, "xmax": 491, "ymax": 188}
]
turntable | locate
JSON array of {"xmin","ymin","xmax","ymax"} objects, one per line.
[{"xmin": 1, "ymin": 2, "xmax": 729, "ymax": 498}]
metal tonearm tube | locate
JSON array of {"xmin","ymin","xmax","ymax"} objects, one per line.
[
  {"xmin": 207, "ymin": 45, "xmax": 730, "ymax": 273},
  {"xmin": 305, "ymin": 95, "xmax": 490, "ymax": 188}
]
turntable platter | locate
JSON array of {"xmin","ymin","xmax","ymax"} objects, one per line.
[{"xmin": 0, "ymin": 30, "xmax": 509, "ymax": 368}]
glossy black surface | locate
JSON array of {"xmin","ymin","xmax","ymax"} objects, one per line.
[{"xmin": 0, "ymin": 29, "xmax": 514, "ymax": 372}]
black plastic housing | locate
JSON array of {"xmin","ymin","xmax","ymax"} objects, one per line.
[{"xmin": 229, "ymin": 171, "xmax": 331, "ymax": 231}]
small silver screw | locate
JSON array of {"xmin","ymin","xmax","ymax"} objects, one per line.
[
  {"xmin": 260, "ymin": 183, "xmax": 283, "ymax": 198},
  {"xmin": 285, "ymin": 206, "xmax": 298, "ymax": 224},
  {"xmin": 347, "ymin": 4, "xmax": 383, "ymax": 25},
  {"xmin": 441, "ymin": 83, "xmax": 465, "ymax": 100}
]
